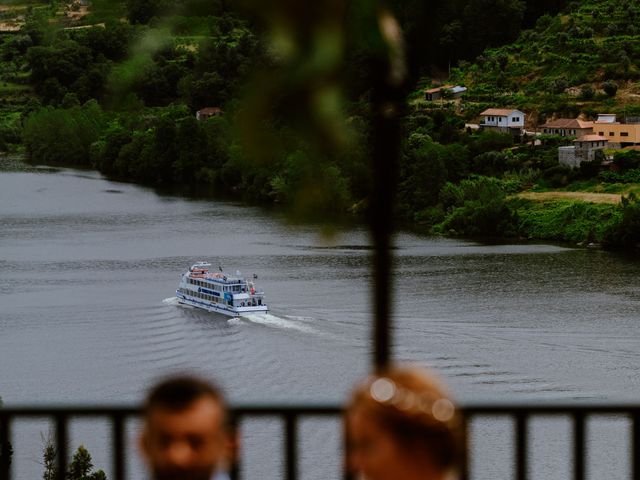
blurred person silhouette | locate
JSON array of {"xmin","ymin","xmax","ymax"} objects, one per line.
[
  {"xmin": 139, "ymin": 375, "xmax": 236, "ymax": 480},
  {"xmin": 346, "ymin": 366, "xmax": 463, "ymax": 480}
]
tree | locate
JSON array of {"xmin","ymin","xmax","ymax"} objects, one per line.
[
  {"xmin": 549, "ymin": 77, "xmax": 568, "ymax": 94},
  {"xmin": 126, "ymin": 0, "xmax": 172, "ymax": 24},
  {"xmin": 23, "ymin": 102, "xmax": 106, "ymax": 165},
  {"xmin": 603, "ymin": 193, "xmax": 640, "ymax": 248},
  {"xmin": 462, "ymin": 0, "xmax": 526, "ymax": 58},
  {"xmin": 27, "ymin": 41, "xmax": 93, "ymax": 87},
  {"xmin": 580, "ymin": 85, "xmax": 595, "ymax": 100},
  {"xmin": 437, "ymin": 176, "xmax": 518, "ymax": 236},
  {"xmin": 42, "ymin": 436, "xmax": 57, "ymax": 480},
  {"xmin": 613, "ymin": 150, "xmax": 640, "ymax": 172},
  {"xmin": 67, "ymin": 445, "xmax": 106, "ymax": 480},
  {"xmin": 398, "ymin": 140, "xmax": 448, "ymax": 215},
  {"xmin": 472, "ymin": 151, "xmax": 509, "ymax": 176}
]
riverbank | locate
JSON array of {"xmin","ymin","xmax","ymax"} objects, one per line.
[{"xmin": 6, "ymin": 153, "xmax": 638, "ymax": 251}]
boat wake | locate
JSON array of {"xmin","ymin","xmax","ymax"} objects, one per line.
[
  {"xmin": 239, "ymin": 313, "xmax": 320, "ymax": 334},
  {"xmin": 166, "ymin": 297, "xmax": 321, "ymax": 335}
]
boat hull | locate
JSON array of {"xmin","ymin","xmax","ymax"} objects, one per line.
[{"xmin": 176, "ymin": 291, "xmax": 268, "ymax": 317}]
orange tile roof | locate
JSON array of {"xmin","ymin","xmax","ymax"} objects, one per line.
[
  {"xmin": 197, "ymin": 107, "xmax": 222, "ymax": 114},
  {"xmin": 576, "ymin": 135, "xmax": 607, "ymax": 142},
  {"xmin": 424, "ymin": 85, "xmax": 454, "ymax": 94},
  {"xmin": 541, "ymin": 118, "xmax": 593, "ymax": 129}
]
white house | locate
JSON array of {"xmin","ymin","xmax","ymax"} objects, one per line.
[{"xmin": 480, "ymin": 109, "xmax": 526, "ymax": 132}]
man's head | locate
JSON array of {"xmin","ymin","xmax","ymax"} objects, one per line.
[{"xmin": 140, "ymin": 376, "xmax": 228, "ymax": 480}]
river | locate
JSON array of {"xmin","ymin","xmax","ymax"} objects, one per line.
[{"xmin": 1, "ymin": 157, "xmax": 639, "ymax": 479}]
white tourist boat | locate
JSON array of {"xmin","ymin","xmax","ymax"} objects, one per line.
[{"xmin": 176, "ymin": 262, "xmax": 268, "ymax": 317}]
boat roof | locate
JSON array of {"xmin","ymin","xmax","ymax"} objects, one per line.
[{"xmin": 187, "ymin": 263, "xmax": 250, "ymax": 284}]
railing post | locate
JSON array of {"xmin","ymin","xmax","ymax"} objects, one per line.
[
  {"xmin": 461, "ymin": 415, "xmax": 470, "ymax": 480},
  {"xmin": 370, "ymin": 4, "xmax": 406, "ymax": 374},
  {"xmin": 229, "ymin": 415, "xmax": 240, "ymax": 480},
  {"xmin": 112, "ymin": 413, "xmax": 125, "ymax": 480},
  {"xmin": 515, "ymin": 413, "xmax": 528, "ymax": 480},
  {"xmin": 0, "ymin": 412, "xmax": 11, "ymax": 480},
  {"xmin": 343, "ymin": 413, "xmax": 354, "ymax": 480},
  {"xmin": 284, "ymin": 413, "xmax": 298, "ymax": 480},
  {"xmin": 632, "ymin": 411, "xmax": 640, "ymax": 480},
  {"xmin": 573, "ymin": 412, "xmax": 586, "ymax": 480},
  {"xmin": 55, "ymin": 414, "xmax": 68, "ymax": 480}
]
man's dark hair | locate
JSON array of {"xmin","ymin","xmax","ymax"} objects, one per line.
[{"xmin": 144, "ymin": 375, "xmax": 226, "ymax": 414}]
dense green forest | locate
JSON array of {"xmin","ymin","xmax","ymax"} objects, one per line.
[{"xmin": 1, "ymin": 0, "xmax": 639, "ymax": 248}]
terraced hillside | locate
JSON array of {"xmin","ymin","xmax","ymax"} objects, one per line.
[{"xmin": 446, "ymin": 0, "xmax": 640, "ymax": 121}]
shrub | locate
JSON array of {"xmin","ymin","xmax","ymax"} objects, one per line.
[
  {"xmin": 548, "ymin": 77, "xmax": 568, "ymax": 94},
  {"xmin": 613, "ymin": 150, "xmax": 640, "ymax": 172},
  {"xmin": 599, "ymin": 169, "xmax": 640, "ymax": 184},
  {"xmin": 603, "ymin": 80, "xmax": 618, "ymax": 97},
  {"xmin": 580, "ymin": 85, "xmax": 595, "ymax": 100},
  {"xmin": 515, "ymin": 200, "xmax": 619, "ymax": 243},
  {"xmin": 435, "ymin": 176, "xmax": 518, "ymax": 237},
  {"xmin": 602, "ymin": 193, "xmax": 640, "ymax": 248},
  {"xmin": 541, "ymin": 164, "xmax": 573, "ymax": 187}
]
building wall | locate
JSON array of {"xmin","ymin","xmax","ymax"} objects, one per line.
[
  {"xmin": 559, "ymin": 146, "xmax": 578, "ymax": 167},
  {"xmin": 543, "ymin": 127, "xmax": 593, "ymax": 137},
  {"xmin": 593, "ymin": 124, "xmax": 640, "ymax": 144},
  {"xmin": 559, "ymin": 143, "xmax": 606, "ymax": 167},
  {"xmin": 576, "ymin": 141, "xmax": 606, "ymax": 164}
]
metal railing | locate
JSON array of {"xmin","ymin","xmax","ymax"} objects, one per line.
[{"xmin": 2, "ymin": 403, "xmax": 640, "ymax": 480}]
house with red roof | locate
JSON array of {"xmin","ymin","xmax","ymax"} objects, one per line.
[
  {"xmin": 541, "ymin": 118, "xmax": 594, "ymax": 137},
  {"xmin": 424, "ymin": 85, "xmax": 467, "ymax": 101},
  {"xmin": 479, "ymin": 108, "xmax": 526, "ymax": 134},
  {"xmin": 196, "ymin": 107, "xmax": 223, "ymax": 121}
]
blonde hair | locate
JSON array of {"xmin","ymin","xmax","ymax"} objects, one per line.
[{"xmin": 347, "ymin": 366, "xmax": 463, "ymax": 471}]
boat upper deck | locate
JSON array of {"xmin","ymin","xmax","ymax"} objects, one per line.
[{"xmin": 186, "ymin": 263, "xmax": 261, "ymax": 291}]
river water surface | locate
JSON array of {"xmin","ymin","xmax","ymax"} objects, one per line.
[{"xmin": 1, "ymin": 158, "xmax": 640, "ymax": 480}]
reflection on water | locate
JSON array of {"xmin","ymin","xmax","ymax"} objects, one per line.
[{"xmin": 1, "ymin": 159, "xmax": 640, "ymax": 480}]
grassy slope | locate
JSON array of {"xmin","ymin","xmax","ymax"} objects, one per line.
[{"xmin": 516, "ymin": 191, "xmax": 622, "ymax": 204}]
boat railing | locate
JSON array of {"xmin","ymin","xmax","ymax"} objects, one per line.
[{"xmin": 2, "ymin": 402, "xmax": 640, "ymax": 480}]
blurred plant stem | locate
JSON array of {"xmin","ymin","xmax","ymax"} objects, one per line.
[{"xmin": 240, "ymin": 0, "xmax": 406, "ymax": 370}]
